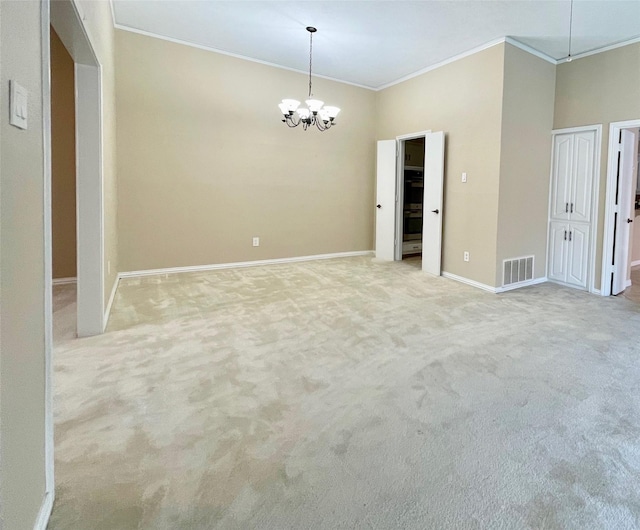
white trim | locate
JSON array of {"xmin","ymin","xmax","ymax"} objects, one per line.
[
  {"xmin": 551, "ymin": 124, "xmax": 602, "ymax": 135},
  {"xmin": 550, "ymin": 124, "xmax": 602, "ymax": 295},
  {"xmin": 441, "ymin": 272, "xmax": 497, "ymax": 293},
  {"xmin": 495, "ymin": 277, "xmax": 547, "ymax": 293},
  {"xmin": 377, "ymin": 38, "xmax": 507, "ymax": 90},
  {"xmin": 52, "ymin": 276, "xmax": 77, "ymax": 285},
  {"xmin": 113, "ymin": 24, "xmax": 375, "ymax": 91},
  {"xmin": 504, "ymin": 37, "xmax": 557, "ymax": 64},
  {"xmin": 558, "ymin": 35, "xmax": 640, "ymax": 64},
  {"xmin": 41, "ymin": 0, "xmax": 55, "ymax": 520},
  {"xmin": 108, "ymin": 0, "xmax": 116, "ymax": 27},
  {"xmin": 112, "ymin": 23, "xmax": 640, "ymax": 91},
  {"xmin": 33, "ymin": 491, "xmax": 54, "ymax": 530},
  {"xmin": 442, "ymin": 271, "xmax": 548, "ymax": 294},
  {"xmin": 103, "ymin": 276, "xmax": 119, "ymax": 331},
  {"xmin": 118, "ymin": 251, "xmax": 374, "ymax": 279},
  {"xmin": 626, "ymin": 278, "xmax": 633, "ymax": 288},
  {"xmin": 589, "ymin": 126, "xmax": 602, "ymax": 295},
  {"xmin": 631, "ymin": 260, "xmax": 640, "ymax": 268},
  {"xmin": 75, "ymin": 62, "xmax": 105, "ymax": 336},
  {"xmin": 601, "ymin": 120, "xmax": 640, "ymax": 296}
]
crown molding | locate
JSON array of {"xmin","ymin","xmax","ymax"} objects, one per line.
[
  {"xmin": 111, "ymin": 18, "xmax": 640, "ymax": 91},
  {"xmin": 504, "ymin": 37, "xmax": 557, "ymax": 64},
  {"xmin": 113, "ymin": 23, "xmax": 377, "ymax": 91},
  {"xmin": 557, "ymin": 34, "xmax": 640, "ymax": 64},
  {"xmin": 376, "ymin": 37, "xmax": 508, "ymax": 90}
]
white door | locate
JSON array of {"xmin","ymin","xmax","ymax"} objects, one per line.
[
  {"xmin": 375, "ymin": 140, "xmax": 397, "ymax": 261},
  {"xmin": 548, "ymin": 221, "xmax": 568, "ymax": 282},
  {"xmin": 550, "ymin": 134, "xmax": 573, "ymax": 220},
  {"xmin": 567, "ymin": 223, "xmax": 590, "ymax": 289},
  {"xmin": 612, "ymin": 129, "xmax": 637, "ymax": 294},
  {"xmin": 570, "ymin": 130, "xmax": 596, "ymax": 223},
  {"xmin": 422, "ymin": 131, "xmax": 445, "ymax": 275}
]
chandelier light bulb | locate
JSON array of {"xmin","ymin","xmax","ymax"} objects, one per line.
[
  {"xmin": 282, "ymin": 99, "xmax": 300, "ymax": 113},
  {"xmin": 305, "ymin": 99, "xmax": 324, "ymax": 114}
]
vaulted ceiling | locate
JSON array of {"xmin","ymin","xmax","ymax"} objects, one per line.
[{"xmin": 112, "ymin": 0, "xmax": 640, "ymax": 89}]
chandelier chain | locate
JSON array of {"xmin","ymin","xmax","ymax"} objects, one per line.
[
  {"xmin": 308, "ymin": 30, "xmax": 313, "ymax": 98},
  {"xmin": 568, "ymin": 0, "xmax": 573, "ymax": 59}
]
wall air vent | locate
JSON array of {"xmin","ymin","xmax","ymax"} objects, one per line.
[{"xmin": 503, "ymin": 256, "xmax": 534, "ymax": 287}]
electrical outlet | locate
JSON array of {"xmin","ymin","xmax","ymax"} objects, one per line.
[
  {"xmin": 463, "ymin": 251, "xmax": 470, "ymax": 262},
  {"xmin": 252, "ymin": 237, "xmax": 260, "ymax": 247},
  {"xmin": 462, "ymin": 172, "xmax": 467, "ymax": 183}
]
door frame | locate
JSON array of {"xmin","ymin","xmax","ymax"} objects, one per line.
[
  {"xmin": 50, "ymin": 0, "xmax": 105, "ymax": 334},
  {"xmin": 548, "ymin": 124, "xmax": 602, "ymax": 294},
  {"xmin": 601, "ymin": 119, "xmax": 640, "ymax": 296},
  {"xmin": 41, "ymin": 0, "xmax": 105, "ymax": 523},
  {"xmin": 394, "ymin": 131, "xmax": 431, "ymax": 261}
]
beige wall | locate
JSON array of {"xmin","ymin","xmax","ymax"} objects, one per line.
[
  {"xmin": 75, "ymin": 0, "xmax": 118, "ymax": 307},
  {"xmin": 0, "ymin": 1, "xmax": 47, "ymax": 528},
  {"xmin": 115, "ymin": 30, "xmax": 376, "ymax": 272},
  {"xmin": 554, "ymin": 42, "xmax": 640, "ymax": 290},
  {"xmin": 51, "ymin": 26, "xmax": 77, "ymax": 279},
  {"xmin": 377, "ymin": 44, "xmax": 506, "ymax": 287},
  {"xmin": 496, "ymin": 44, "xmax": 556, "ymax": 285}
]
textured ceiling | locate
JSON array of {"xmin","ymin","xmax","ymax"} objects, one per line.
[{"xmin": 112, "ymin": 0, "xmax": 640, "ymax": 89}]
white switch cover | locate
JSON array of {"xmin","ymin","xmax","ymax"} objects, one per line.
[
  {"xmin": 461, "ymin": 172, "xmax": 467, "ymax": 183},
  {"xmin": 252, "ymin": 237, "xmax": 260, "ymax": 247},
  {"xmin": 10, "ymin": 81, "xmax": 28, "ymax": 130}
]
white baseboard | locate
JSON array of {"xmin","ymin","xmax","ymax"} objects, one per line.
[
  {"xmin": 103, "ymin": 275, "xmax": 120, "ymax": 332},
  {"xmin": 33, "ymin": 491, "xmax": 54, "ymax": 530},
  {"xmin": 118, "ymin": 251, "xmax": 374, "ymax": 279},
  {"xmin": 631, "ymin": 259, "xmax": 640, "ymax": 268},
  {"xmin": 441, "ymin": 272, "xmax": 497, "ymax": 293},
  {"xmin": 495, "ymin": 276, "xmax": 548, "ymax": 293},
  {"xmin": 52, "ymin": 276, "xmax": 76, "ymax": 285},
  {"xmin": 442, "ymin": 272, "xmax": 547, "ymax": 294}
]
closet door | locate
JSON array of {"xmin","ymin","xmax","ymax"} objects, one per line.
[
  {"xmin": 550, "ymin": 134, "xmax": 573, "ymax": 220},
  {"xmin": 548, "ymin": 221, "xmax": 568, "ymax": 282},
  {"xmin": 375, "ymin": 140, "xmax": 398, "ymax": 261},
  {"xmin": 566, "ymin": 224, "xmax": 590, "ymax": 289},
  {"xmin": 570, "ymin": 130, "xmax": 596, "ymax": 223}
]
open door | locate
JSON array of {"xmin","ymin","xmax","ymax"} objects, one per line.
[
  {"xmin": 375, "ymin": 139, "xmax": 397, "ymax": 261},
  {"xmin": 422, "ymin": 131, "xmax": 445, "ymax": 275},
  {"xmin": 612, "ymin": 129, "xmax": 637, "ymax": 294}
]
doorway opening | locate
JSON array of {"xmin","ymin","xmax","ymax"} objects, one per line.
[
  {"xmin": 375, "ymin": 131, "xmax": 445, "ymax": 276},
  {"xmin": 602, "ymin": 120, "xmax": 640, "ymax": 297},
  {"xmin": 51, "ymin": 25, "xmax": 78, "ymax": 342},
  {"xmin": 399, "ymin": 137, "xmax": 425, "ymax": 260}
]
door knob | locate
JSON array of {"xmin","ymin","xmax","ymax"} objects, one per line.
[
  {"xmin": 431, "ymin": 209, "xmax": 439, "ymax": 214},
  {"xmin": 627, "ymin": 218, "xmax": 633, "ymax": 223},
  {"xmin": 376, "ymin": 204, "xmax": 382, "ymax": 209}
]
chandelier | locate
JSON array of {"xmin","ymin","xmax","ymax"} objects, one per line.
[{"xmin": 278, "ymin": 27, "xmax": 340, "ymax": 131}]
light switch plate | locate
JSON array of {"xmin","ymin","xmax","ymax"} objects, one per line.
[{"xmin": 10, "ymin": 80, "xmax": 28, "ymax": 130}]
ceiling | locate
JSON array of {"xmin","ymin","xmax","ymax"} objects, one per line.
[{"xmin": 111, "ymin": 0, "xmax": 640, "ymax": 90}]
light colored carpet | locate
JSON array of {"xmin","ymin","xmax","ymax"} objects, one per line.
[{"xmin": 49, "ymin": 256, "xmax": 640, "ymax": 529}]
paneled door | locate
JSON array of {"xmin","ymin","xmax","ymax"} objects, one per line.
[
  {"xmin": 422, "ymin": 131, "xmax": 445, "ymax": 276},
  {"xmin": 375, "ymin": 140, "xmax": 397, "ymax": 261}
]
